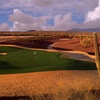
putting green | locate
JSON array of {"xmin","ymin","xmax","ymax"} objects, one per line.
[{"xmin": 0, "ymin": 46, "xmax": 96, "ymax": 74}]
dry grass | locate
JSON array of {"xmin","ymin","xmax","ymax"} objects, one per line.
[{"xmin": 0, "ymin": 70, "xmax": 100, "ymax": 99}]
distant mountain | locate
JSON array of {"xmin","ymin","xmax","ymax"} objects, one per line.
[{"xmin": 69, "ymin": 28, "xmax": 100, "ymax": 32}]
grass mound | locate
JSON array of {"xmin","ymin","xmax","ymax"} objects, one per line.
[{"xmin": 0, "ymin": 46, "xmax": 96, "ymax": 74}]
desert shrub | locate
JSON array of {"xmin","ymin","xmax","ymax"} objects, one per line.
[{"xmin": 80, "ymin": 35, "xmax": 93, "ymax": 48}]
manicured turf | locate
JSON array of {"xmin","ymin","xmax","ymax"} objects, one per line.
[{"xmin": 0, "ymin": 46, "xmax": 96, "ymax": 74}]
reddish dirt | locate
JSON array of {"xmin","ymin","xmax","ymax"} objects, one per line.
[{"xmin": 52, "ymin": 38, "xmax": 100, "ymax": 54}]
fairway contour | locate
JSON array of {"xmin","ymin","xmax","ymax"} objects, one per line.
[{"xmin": 0, "ymin": 46, "xmax": 96, "ymax": 74}]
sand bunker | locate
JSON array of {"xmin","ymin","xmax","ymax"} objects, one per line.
[{"xmin": 0, "ymin": 53, "xmax": 7, "ymax": 55}]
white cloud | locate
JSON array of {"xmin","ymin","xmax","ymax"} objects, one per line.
[
  {"xmin": 43, "ymin": 13, "xmax": 77, "ymax": 31},
  {"xmin": 70, "ymin": 19, "xmax": 100, "ymax": 29},
  {"xmin": 9, "ymin": 6, "xmax": 100, "ymax": 31},
  {"xmin": 0, "ymin": 0, "xmax": 33, "ymax": 8},
  {"xmin": 0, "ymin": 23, "xmax": 10, "ymax": 31},
  {"xmin": 11, "ymin": 22, "xmax": 41, "ymax": 31},
  {"xmin": 32, "ymin": 0, "xmax": 53, "ymax": 7},
  {"xmin": 84, "ymin": 19, "xmax": 100, "ymax": 28},
  {"xmin": 0, "ymin": 0, "xmax": 98, "ymax": 16},
  {"xmin": 77, "ymin": 0, "xmax": 100, "ymax": 29},
  {"xmin": 86, "ymin": 0, "xmax": 100, "ymax": 21},
  {"xmin": 0, "ymin": 0, "xmax": 100, "ymax": 31},
  {"xmin": 9, "ymin": 9, "xmax": 50, "ymax": 31},
  {"xmin": 9, "ymin": 9, "xmax": 36, "ymax": 24}
]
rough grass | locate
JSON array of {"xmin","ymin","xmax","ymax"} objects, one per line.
[
  {"xmin": 0, "ymin": 70, "xmax": 100, "ymax": 100},
  {"xmin": 0, "ymin": 46, "xmax": 96, "ymax": 74}
]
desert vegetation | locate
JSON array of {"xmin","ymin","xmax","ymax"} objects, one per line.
[
  {"xmin": 0, "ymin": 70, "xmax": 100, "ymax": 100},
  {"xmin": 79, "ymin": 34, "xmax": 93, "ymax": 48},
  {"xmin": 0, "ymin": 31, "xmax": 94, "ymax": 38},
  {"xmin": 0, "ymin": 31, "xmax": 100, "ymax": 99}
]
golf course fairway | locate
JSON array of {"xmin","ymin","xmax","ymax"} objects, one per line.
[{"xmin": 0, "ymin": 46, "xmax": 96, "ymax": 74}]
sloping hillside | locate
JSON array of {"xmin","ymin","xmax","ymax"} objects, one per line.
[{"xmin": 0, "ymin": 70, "xmax": 100, "ymax": 99}]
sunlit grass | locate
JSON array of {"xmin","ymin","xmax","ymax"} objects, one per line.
[{"xmin": 0, "ymin": 46, "xmax": 96, "ymax": 74}]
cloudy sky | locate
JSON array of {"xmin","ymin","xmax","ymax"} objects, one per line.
[{"xmin": 0, "ymin": 0, "xmax": 100, "ymax": 31}]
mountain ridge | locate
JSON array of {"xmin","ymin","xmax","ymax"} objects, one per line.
[{"xmin": 69, "ymin": 28, "xmax": 100, "ymax": 32}]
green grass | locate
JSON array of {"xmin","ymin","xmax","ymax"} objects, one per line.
[{"xmin": 0, "ymin": 46, "xmax": 97, "ymax": 74}]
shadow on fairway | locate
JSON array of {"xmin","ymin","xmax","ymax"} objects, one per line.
[{"xmin": 0, "ymin": 61, "xmax": 18, "ymax": 69}]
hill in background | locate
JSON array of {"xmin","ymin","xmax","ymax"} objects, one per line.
[{"xmin": 69, "ymin": 28, "xmax": 100, "ymax": 32}]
